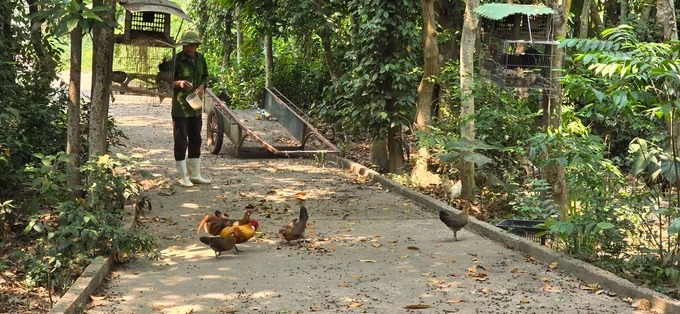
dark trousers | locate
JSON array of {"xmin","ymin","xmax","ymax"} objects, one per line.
[{"xmin": 173, "ymin": 116, "xmax": 202, "ymax": 161}]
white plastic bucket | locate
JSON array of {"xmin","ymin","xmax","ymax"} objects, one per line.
[{"xmin": 186, "ymin": 92, "xmax": 203, "ymax": 110}]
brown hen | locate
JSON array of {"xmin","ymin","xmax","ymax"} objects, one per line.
[{"xmin": 439, "ymin": 200, "xmax": 471, "ymax": 241}]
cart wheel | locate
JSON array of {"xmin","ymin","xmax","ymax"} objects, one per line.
[{"xmin": 206, "ymin": 108, "xmax": 223, "ymax": 154}]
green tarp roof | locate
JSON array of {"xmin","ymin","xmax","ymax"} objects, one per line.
[{"xmin": 473, "ymin": 3, "xmax": 555, "ymax": 20}]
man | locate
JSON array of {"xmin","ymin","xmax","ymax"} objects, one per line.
[{"xmin": 172, "ymin": 30, "xmax": 210, "ymax": 187}]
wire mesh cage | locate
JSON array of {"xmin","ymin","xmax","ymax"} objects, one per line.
[
  {"xmin": 475, "ymin": 4, "xmax": 560, "ymax": 90},
  {"xmin": 111, "ymin": 44, "xmax": 174, "ymax": 102},
  {"xmin": 480, "ymin": 38, "xmax": 557, "ymax": 90},
  {"xmin": 121, "ymin": 11, "xmax": 172, "ymax": 45}
]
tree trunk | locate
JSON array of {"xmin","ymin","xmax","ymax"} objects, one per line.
[
  {"xmin": 589, "ymin": 4, "xmax": 604, "ymax": 37},
  {"xmin": 371, "ymin": 139, "xmax": 389, "ymax": 172},
  {"xmin": 221, "ymin": 13, "xmax": 233, "ymax": 67},
  {"xmin": 67, "ymin": 2, "xmax": 83, "ymax": 192},
  {"xmin": 387, "ymin": 125, "xmax": 404, "ymax": 174},
  {"xmin": 411, "ymin": 0, "xmax": 439, "ymax": 187},
  {"xmin": 459, "ymin": 0, "xmax": 479, "ymax": 201},
  {"xmin": 657, "ymin": 0, "xmax": 680, "ymax": 172},
  {"xmin": 545, "ymin": 0, "xmax": 571, "ymax": 217},
  {"xmin": 620, "ymin": 0, "xmax": 628, "ymax": 22},
  {"xmin": 579, "ymin": 0, "xmax": 591, "ymax": 38},
  {"xmin": 435, "ymin": 0, "xmax": 462, "ymax": 63},
  {"xmin": 318, "ymin": 30, "xmax": 339, "ymax": 83},
  {"xmin": 235, "ymin": 4, "xmax": 243, "ymax": 65},
  {"xmin": 264, "ymin": 34, "xmax": 273, "ymax": 87},
  {"xmin": 26, "ymin": 0, "xmax": 57, "ymax": 80},
  {"xmin": 657, "ymin": 0, "xmax": 678, "ymax": 41},
  {"xmin": 89, "ymin": 0, "xmax": 116, "ymax": 158}
]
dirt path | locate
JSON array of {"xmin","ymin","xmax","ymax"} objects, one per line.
[{"xmin": 85, "ymin": 101, "xmax": 639, "ymax": 313}]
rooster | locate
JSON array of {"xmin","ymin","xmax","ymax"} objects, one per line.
[
  {"xmin": 219, "ymin": 219, "xmax": 260, "ymax": 253},
  {"xmin": 197, "ymin": 205, "xmax": 255, "ymax": 236},
  {"xmin": 200, "ymin": 236, "xmax": 237, "ymax": 257},
  {"xmin": 439, "ymin": 201, "xmax": 471, "ymax": 241},
  {"xmin": 278, "ymin": 206, "xmax": 309, "ymax": 243}
]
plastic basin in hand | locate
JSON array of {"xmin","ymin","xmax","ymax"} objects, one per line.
[{"xmin": 186, "ymin": 92, "xmax": 203, "ymax": 110}]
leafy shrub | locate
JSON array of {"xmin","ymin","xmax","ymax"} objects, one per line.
[{"xmin": 20, "ymin": 153, "xmax": 160, "ymax": 294}]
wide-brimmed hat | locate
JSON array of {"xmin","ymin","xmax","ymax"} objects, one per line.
[{"xmin": 177, "ymin": 30, "xmax": 202, "ymax": 46}]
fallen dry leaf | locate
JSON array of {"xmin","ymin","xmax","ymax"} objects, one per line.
[
  {"xmin": 266, "ymin": 190, "xmax": 278, "ymax": 195},
  {"xmin": 358, "ymin": 259, "xmax": 377, "ymax": 263},
  {"xmin": 446, "ymin": 298, "xmax": 465, "ymax": 303},
  {"xmin": 631, "ymin": 298, "xmax": 652, "ymax": 310},
  {"xmin": 421, "ymin": 272, "xmax": 432, "ymax": 276},
  {"xmin": 548, "ymin": 262, "xmax": 558, "ymax": 269},
  {"xmin": 477, "ymin": 287, "xmax": 491, "ymax": 294},
  {"xmin": 348, "ymin": 301, "xmax": 363, "ymax": 308},
  {"xmin": 338, "ymin": 282, "xmax": 350, "ymax": 288},
  {"xmin": 309, "ymin": 306, "xmax": 322, "ymax": 312},
  {"xmin": 407, "ymin": 246, "xmax": 420, "ymax": 250},
  {"xmin": 510, "ymin": 268, "xmax": 528, "ymax": 273},
  {"xmin": 372, "ymin": 242, "xmax": 381, "ymax": 248},
  {"xmin": 520, "ymin": 298, "xmax": 530, "ymax": 304},
  {"xmin": 351, "ymin": 275, "xmax": 363, "ymax": 279},
  {"xmin": 541, "ymin": 276, "xmax": 550, "ymax": 282},
  {"xmin": 152, "ymin": 304, "xmax": 164, "ymax": 311},
  {"xmin": 404, "ymin": 304, "xmax": 430, "ymax": 309},
  {"xmin": 579, "ymin": 283, "xmax": 600, "ymax": 291}
]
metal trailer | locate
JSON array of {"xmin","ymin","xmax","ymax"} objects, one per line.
[{"xmin": 203, "ymin": 87, "xmax": 338, "ymax": 157}]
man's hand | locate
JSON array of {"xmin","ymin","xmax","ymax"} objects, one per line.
[
  {"xmin": 195, "ymin": 84, "xmax": 205, "ymax": 98},
  {"xmin": 176, "ymin": 80, "xmax": 193, "ymax": 89}
]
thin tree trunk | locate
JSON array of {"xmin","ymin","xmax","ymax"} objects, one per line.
[
  {"xmin": 590, "ymin": 5, "xmax": 604, "ymax": 36},
  {"xmin": 221, "ymin": 13, "xmax": 233, "ymax": 67},
  {"xmin": 435, "ymin": 0, "xmax": 462, "ymax": 63},
  {"xmin": 546, "ymin": 0, "xmax": 571, "ymax": 217},
  {"xmin": 579, "ymin": 0, "xmax": 591, "ymax": 38},
  {"xmin": 319, "ymin": 31, "xmax": 339, "ymax": 83},
  {"xmin": 411, "ymin": 0, "xmax": 439, "ymax": 187},
  {"xmin": 26, "ymin": 0, "xmax": 57, "ymax": 80},
  {"xmin": 387, "ymin": 125, "xmax": 404, "ymax": 174},
  {"xmin": 620, "ymin": 0, "xmax": 628, "ymax": 22},
  {"xmin": 459, "ymin": 0, "xmax": 479, "ymax": 200},
  {"xmin": 67, "ymin": 1, "xmax": 83, "ymax": 192},
  {"xmin": 371, "ymin": 139, "xmax": 388, "ymax": 172},
  {"xmin": 657, "ymin": 0, "xmax": 678, "ymax": 41},
  {"xmin": 264, "ymin": 34, "xmax": 273, "ymax": 87},
  {"xmin": 89, "ymin": 0, "xmax": 116, "ymax": 158},
  {"xmin": 235, "ymin": 4, "xmax": 243, "ymax": 65}
]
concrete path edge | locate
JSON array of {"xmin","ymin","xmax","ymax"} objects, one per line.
[
  {"xmin": 49, "ymin": 205, "xmax": 136, "ymax": 314},
  {"xmin": 329, "ymin": 154, "xmax": 680, "ymax": 314}
]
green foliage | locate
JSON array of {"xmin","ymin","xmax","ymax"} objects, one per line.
[
  {"xmin": 559, "ymin": 25, "xmax": 680, "ymax": 290},
  {"xmin": 508, "ymin": 179, "xmax": 560, "ymax": 220},
  {"xmin": 33, "ymin": 0, "xmax": 117, "ymax": 36},
  {"xmin": 21, "ymin": 153, "xmax": 159, "ymax": 294},
  {"xmin": 314, "ymin": 1, "xmax": 421, "ymax": 140}
]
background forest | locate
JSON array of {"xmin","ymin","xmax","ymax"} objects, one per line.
[{"xmin": 1, "ymin": 0, "xmax": 679, "ymax": 311}]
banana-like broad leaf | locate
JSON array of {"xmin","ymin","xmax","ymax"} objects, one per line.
[{"xmin": 463, "ymin": 152, "xmax": 493, "ymax": 167}]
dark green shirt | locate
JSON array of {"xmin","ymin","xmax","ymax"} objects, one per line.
[{"xmin": 172, "ymin": 51, "xmax": 209, "ymax": 117}]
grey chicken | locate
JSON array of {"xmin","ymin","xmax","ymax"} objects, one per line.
[
  {"xmin": 278, "ymin": 206, "xmax": 309, "ymax": 243},
  {"xmin": 200, "ymin": 236, "xmax": 238, "ymax": 257},
  {"xmin": 439, "ymin": 201, "xmax": 471, "ymax": 241}
]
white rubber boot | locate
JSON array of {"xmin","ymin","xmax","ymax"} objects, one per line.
[
  {"xmin": 175, "ymin": 160, "xmax": 194, "ymax": 187},
  {"xmin": 187, "ymin": 158, "xmax": 211, "ymax": 184}
]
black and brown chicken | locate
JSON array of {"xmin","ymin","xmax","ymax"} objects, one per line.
[
  {"xmin": 278, "ymin": 206, "xmax": 309, "ymax": 243},
  {"xmin": 200, "ymin": 236, "xmax": 237, "ymax": 257},
  {"xmin": 439, "ymin": 200, "xmax": 471, "ymax": 241}
]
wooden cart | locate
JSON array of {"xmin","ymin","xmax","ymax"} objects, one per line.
[{"xmin": 203, "ymin": 87, "xmax": 338, "ymax": 157}]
